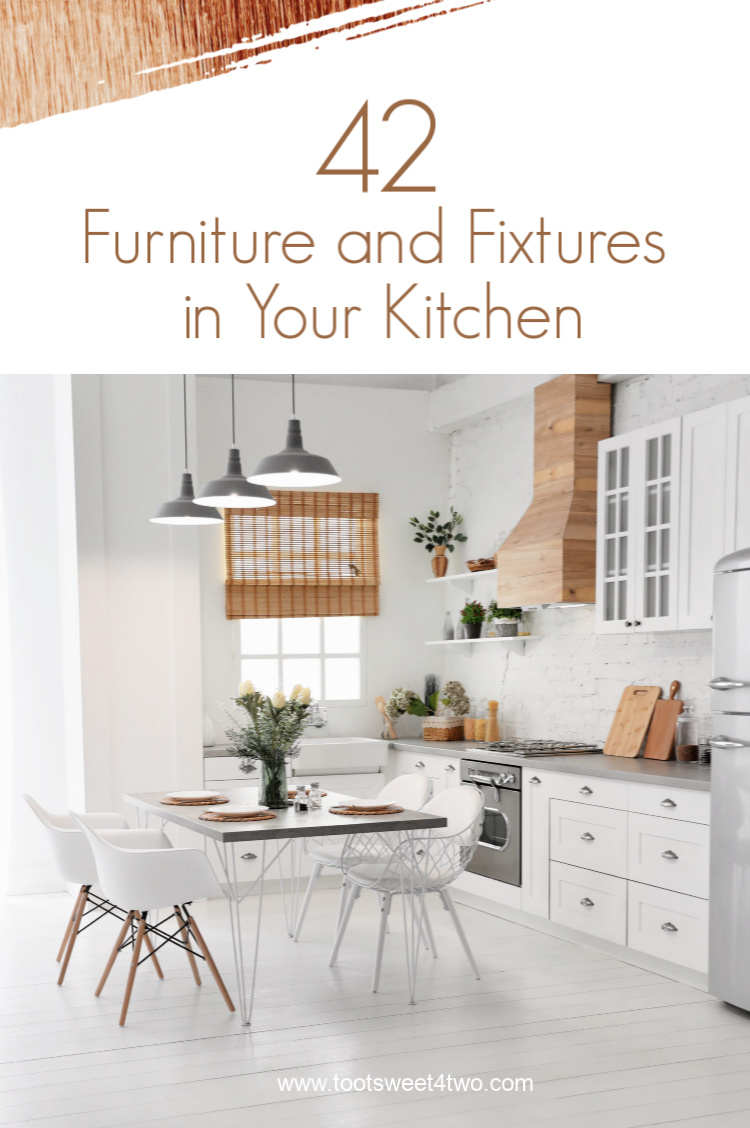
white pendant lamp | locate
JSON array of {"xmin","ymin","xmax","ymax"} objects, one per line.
[
  {"xmin": 196, "ymin": 375, "xmax": 276, "ymax": 508},
  {"xmin": 151, "ymin": 377, "xmax": 223, "ymax": 525},
  {"xmin": 248, "ymin": 375, "xmax": 341, "ymax": 488}
]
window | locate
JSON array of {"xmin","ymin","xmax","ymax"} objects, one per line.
[{"xmin": 239, "ymin": 616, "xmax": 363, "ymax": 704}]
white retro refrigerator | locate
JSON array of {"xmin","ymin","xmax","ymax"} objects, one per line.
[{"xmin": 709, "ymin": 547, "xmax": 750, "ymax": 1009}]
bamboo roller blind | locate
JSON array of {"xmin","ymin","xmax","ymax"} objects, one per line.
[{"xmin": 225, "ymin": 491, "xmax": 380, "ymax": 619}]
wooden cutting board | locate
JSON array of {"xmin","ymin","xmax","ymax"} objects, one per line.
[
  {"xmin": 604, "ymin": 685, "xmax": 662, "ymax": 757},
  {"xmin": 643, "ymin": 681, "xmax": 683, "ymax": 760}
]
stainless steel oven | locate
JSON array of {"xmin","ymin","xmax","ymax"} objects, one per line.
[{"xmin": 461, "ymin": 758, "xmax": 521, "ymax": 886}]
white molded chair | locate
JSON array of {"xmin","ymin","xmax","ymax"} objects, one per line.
[
  {"xmin": 23, "ymin": 794, "xmax": 172, "ymax": 985},
  {"xmin": 293, "ymin": 773, "xmax": 432, "ymax": 943},
  {"xmin": 330, "ymin": 785, "xmax": 484, "ymax": 999},
  {"xmin": 72, "ymin": 811, "xmax": 235, "ymax": 1026}
]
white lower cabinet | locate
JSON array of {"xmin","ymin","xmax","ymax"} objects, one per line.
[
  {"xmin": 392, "ymin": 749, "xmax": 459, "ymax": 797},
  {"xmin": 627, "ymin": 812, "xmax": 709, "ymax": 899},
  {"xmin": 627, "ymin": 881, "xmax": 709, "ymax": 973},
  {"xmin": 549, "ymin": 800, "xmax": 628, "ymax": 878},
  {"xmin": 520, "ymin": 766, "xmax": 710, "ymax": 976},
  {"xmin": 550, "ymin": 861, "xmax": 627, "ymax": 944}
]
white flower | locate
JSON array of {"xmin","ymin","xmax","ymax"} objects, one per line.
[
  {"xmin": 289, "ymin": 684, "xmax": 303, "ymax": 701},
  {"xmin": 272, "ymin": 690, "xmax": 286, "ymax": 709},
  {"xmin": 298, "ymin": 687, "xmax": 311, "ymax": 705},
  {"xmin": 238, "ymin": 679, "xmax": 255, "ymax": 697}
]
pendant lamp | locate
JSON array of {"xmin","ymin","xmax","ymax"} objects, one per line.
[
  {"xmin": 248, "ymin": 375, "xmax": 341, "ymax": 488},
  {"xmin": 196, "ymin": 375, "xmax": 276, "ymax": 508},
  {"xmin": 151, "ymin": 377, "xmax": 223, "ymax": 525}
]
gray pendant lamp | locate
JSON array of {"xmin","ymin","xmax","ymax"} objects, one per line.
[
  {"xmin": 248, "ymin": 375, "xmax": 341, "ymax": 488},
  {"xmin": 151, "ymin": 377, "xmax": 223, "ymax": 525},
  {"xmin": 196, "ymin": 374, "xmax": 276, "ymax": 508}
]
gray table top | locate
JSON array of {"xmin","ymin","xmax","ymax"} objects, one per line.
[{"xmin": 125, "ymin": 790, "xmax": 448, "ymax": 843}]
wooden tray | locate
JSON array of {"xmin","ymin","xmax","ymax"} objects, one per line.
[
  {"xmin": 199, "ymin": 811, "xmax": 277, "ymax": 823},
  {"xmin": 329, "ymin": 804, "xmax": 404, "ymax": 816},
  {"xmin": 161, "ymin": 795, "xmax": 228, "ymax": 806}
]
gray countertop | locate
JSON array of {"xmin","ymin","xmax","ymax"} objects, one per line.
[{"xmin": 390, "ymin": 738, "xmax": 711, "ymax": 791}]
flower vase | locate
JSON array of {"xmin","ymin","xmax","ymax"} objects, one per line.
[
  {"xmin": 431, "ymin": 546, "xmax": 448, "ymax": 577},
  {"xmin": 258, "ymin": 761, "xmax": 288, "ymax": 809}
]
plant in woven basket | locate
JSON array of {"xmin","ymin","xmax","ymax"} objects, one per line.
[
  {"xmin": 409, "ymin": 508, "xmax": 467, "ymax": 577},
  {"xmin": 224, "ymin": 680, "xmax": 314, "ymax": 809}
]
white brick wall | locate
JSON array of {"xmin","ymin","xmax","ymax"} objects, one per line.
[{"xmin": 443, "ymin": 374, "xmax": 750, "ymax": 744}]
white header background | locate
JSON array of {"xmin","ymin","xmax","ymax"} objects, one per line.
[{"xmin": 0, "ymin": 0, "xmax": 747, "ymax": 373}]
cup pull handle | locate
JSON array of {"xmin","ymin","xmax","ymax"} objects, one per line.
[
  {"xmin": 660, "ymin": 799, "xmax": 677, "ymax": 808},
  {"xmin": 661, "ymin": 922, "xmax": 678, "ymax": 932},
  {"xmin": 661, "ymin": 849, "xmax": 678, "ymax": 860},
  {"xmin": 580, "ymin": 897, "xmax": 595, "ymax": 907},
  {"xmin": 579, "ymin": 786, "xmax": 593, "ymax": 795},
  {"xmin": 580, "ymin": 832, "xmax": 595, "ymax": 842},
  {"xmin": 529, "ymin": 776, "xmax": 541, "ymax": 784}
]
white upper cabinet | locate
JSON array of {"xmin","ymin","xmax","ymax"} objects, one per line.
[
  {"xmin": 597, "ymin": 394, "xmax": 750, "ymax": 633},
  {"xmin": 596, "ymin": 419, "xmax": 681, "ymax": 634},
  {"xmin": 724, "ymin": 396, "xmax": 750, "ymax": 555},
  {"xmin": 677, "ymin": 404, "xmax": 727, "ymax": 630}
]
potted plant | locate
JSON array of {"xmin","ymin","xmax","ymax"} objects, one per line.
[
  {"xmin": 409, "ymin": 507, "xmax": 468, "ymax": 577},
  {"xmin": 487, "ymin": 602, "xmax": 523, "ymax": 637},
  {"xmin": 385, "ymin": 677, "xmax": 469, "ymax": 741},
  {"xmin": 460, "ymin": 599, "xmax": 485, "ymax": 639},
  {"xmin": 224, "ymin": 680, "xmax": 315, "ymax": 809}
]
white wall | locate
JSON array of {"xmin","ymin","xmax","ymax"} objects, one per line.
[
  {"xmin": 71, "ymin": 376, "xmax": 205, "ymax": 818},
  {"xmin": 0, "ymin": 376, "xmax": 83, "ymax": 894},
  {"xmin": 196, "ymin": 377, "xmax": 450, "ymax": 743},
  {"xmin": 443, "ymin": 374, "xmax": 750, "ymax": 744}
]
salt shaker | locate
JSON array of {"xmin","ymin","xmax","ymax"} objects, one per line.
[{"xmin": 308, "ymin": 781, "xmax": 322, "ymax": 810}]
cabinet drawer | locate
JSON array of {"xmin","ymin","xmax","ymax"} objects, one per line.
[
  {"xmin": 550, "ymin": 861, "xmax": 627, "ymax": 944},
  {"xmin": 627, "ymin": 881, "xmax": 708, "ymax": 972},
  {"xmin": 529, "ymin": 770, "xmax": 627, "ymax": 810},
  {"xmin": 627, "ymin": 783, "xmax": 710, "ymax": 825},
  {"xmin": 550, "ymin": 800, "xmax": 628, "ymax": 877},
  {"xmin": 393, "ymin": 751, "xmax": 442, "ymax": 795},
  {"xmin": 628, "ymin": 813, "xmax": 709, "ymax": 897},
  {"xmin": 204, "ymin": 755, "xmax": 257, "ymax": 783}
]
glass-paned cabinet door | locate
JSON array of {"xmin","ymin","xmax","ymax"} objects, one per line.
[
  {"xmin": 597, "ymin": 435, "xmax": 635, "ymax": 632},
  {"xmin": 634, "ymin": 420, "xmax": 681, "ymax": 632}
]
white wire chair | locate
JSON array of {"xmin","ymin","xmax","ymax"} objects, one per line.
[
  {"xmin": 330, "ymin": 785, "xmax": 484, "ymax": 1002},
  {"xmin": 292, "ymin": 773, "xmax": 432, "ymax": 942}
]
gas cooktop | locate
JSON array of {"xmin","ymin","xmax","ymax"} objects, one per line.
[{"xmin": 470, "ymin": 740, "xmax": 601, "ymax": 757}]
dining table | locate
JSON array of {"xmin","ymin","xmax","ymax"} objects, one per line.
[{"xmin": 125, "ymin": 790, "xmax": 448, "ymax": 1024}]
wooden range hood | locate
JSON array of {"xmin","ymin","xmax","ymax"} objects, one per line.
[{"xmin": 495, "ymin": 374, "xmax": 611, "ymax": 606}]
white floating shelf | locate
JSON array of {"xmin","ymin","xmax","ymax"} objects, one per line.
[
  {"xmin": 425, "ymin": 634, "xmax": 540, "ymax": 653},
  {"xmin": 426, "ymin": 568, "xmax": 497, "ymax": 586}
]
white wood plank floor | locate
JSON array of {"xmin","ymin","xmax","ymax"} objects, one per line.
[{"xmin": 1, "ymin": 887, "xmax": 749, "ymax": 1127}]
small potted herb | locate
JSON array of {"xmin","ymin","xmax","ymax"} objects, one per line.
[
  {"xmin": 460, "ymin": 599, "xmax": 485, "ymax": 640},
  {"xmin": 487, "ymin": 602, "xmax": 523, "ymax": 637},
  {"xmin": 409, "ymin": 507, "xmax": 468, "ymax": 577}
]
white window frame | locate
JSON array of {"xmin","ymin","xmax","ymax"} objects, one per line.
[{"xmin": 235, "ymin": 617, "xmax": 366, "ymax": 708}]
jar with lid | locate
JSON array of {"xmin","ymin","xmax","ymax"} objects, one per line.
[
  {"xmin": 308, "ymin": 782, "xmax": 322, "ymax": 809},
  {"xmin": 294, "ymin": 784, "xmax": 309, "ymax": 812},
  {"xmin": 675, "ymin": 705, "xmax": 699, "ymax": 762}
]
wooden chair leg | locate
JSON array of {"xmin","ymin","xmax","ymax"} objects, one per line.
[
  {"xmin": 56, "ymin": 886, "xmax": 85, "ymax": 963},
  {"xmin": 138, "ymin": 912, "xmax": 164, "ymax": 979},
  {"xmin": 95, "ymin": 911, "xmax": 134, "ymax": 997},
  {"xmin": 119, "ymin": 914, "xmax": 146, "ymax": 1026},
  {"xmin": 57, "ymin": 885, "xmax": 90, "ymax": 986},
  {"xmin": 174, "ymin": 906, "xmax": 201, "ymax": 986},
  {"xmin": 185, "ymin": 910, "xmax": 234, "ymax": 1013}
]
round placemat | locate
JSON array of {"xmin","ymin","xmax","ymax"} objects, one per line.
[{"xmin": 199, "ymin": 810, "xmax": 277, "ymax": 823}]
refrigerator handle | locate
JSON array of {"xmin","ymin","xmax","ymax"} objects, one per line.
[
  {"xmin": 709, "ymin": 676, "xmax": 750, "ymax": 690},
  {"xmin": 709, "ymin": 735, "xmax": 750, "ymax": 749}
]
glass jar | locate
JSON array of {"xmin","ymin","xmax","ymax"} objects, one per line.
[
  {"xmin": 474, "ymin": 716, "xmax": 486, "ymax": 742},
  {"xmin": 294, "ymin": 784, "xmax": 309, "ymax": 812},
  {"xmin": 675, "ymin": 705, "xmax": 698, "ymax": 762}
]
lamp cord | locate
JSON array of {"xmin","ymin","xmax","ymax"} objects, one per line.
[
  {"xmin": 291, "ymin": 373, "xmax": 296, "ymax": 417},
  {"xmin": 182, "ymin": 375, "xmax": 189, "ymax": 470},
  {"xmin": 231, "ymin": 373, "xmax": 236, "ymax": 445}
]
